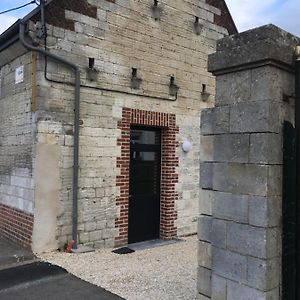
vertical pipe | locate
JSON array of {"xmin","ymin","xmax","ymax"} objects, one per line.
[
  {"xmin": 72, "ymin": 69, "xmax": 81, "ymax": 249},
  {"xmin": 19, "ymin": 21, "xmax": 81, "ymax": 249},
  {"xmin": 40, "ymin": 0, "xmax": 45, "ymax": 35},
  {"xmin": 31, "ymin": 52, "xmax": 37, "ymax": 112},
  {"xmin": 295, "ymin": 45, "xmax": 300, "ymax": 299},
  {"xmin": 40, "ymin": 0, "xmax": 78, "ymax": 247}
]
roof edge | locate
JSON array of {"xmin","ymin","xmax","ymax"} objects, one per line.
[
  {"xmin": 222, "ymin": 0, "xmax": 238, "ymax": 34},
  {"xmin": 0, "ymin": 0, "xmax": 54, "ymax": 54},
  {"xmin": 206, "ymin": 0, "xmax": 238, "ymax": 35}
]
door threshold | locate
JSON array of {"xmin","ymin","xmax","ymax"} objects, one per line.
[{"xmin": 128, "ymin": 238, "xmax": 183, "ymax": 251}]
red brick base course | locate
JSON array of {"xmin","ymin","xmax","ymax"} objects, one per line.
[
  {"xmin": 0, "ymin": 204, "xmax": 33, "ymax": 248},
  {"xmin": 115, "ymin": 108, "xmax": 179, "ymax": 246}
]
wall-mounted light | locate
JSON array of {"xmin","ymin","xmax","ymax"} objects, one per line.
[
  {"xmin": 152, "ymin": 0, "xmax": 162, "ymax": 21},
  {"xmin": 194, "ymin": 16, "xmax": 203, "ymax": 35},
  {"xmin": 169, "ymin": 76, "xmax": 179, "ymax": 97},
  {"xmin": 182, "ymin": 140, "xmax": 191, "ymax": 153},
  {"xmin": 201, "ymin": 84, "xmax": 210, "ymax": 101},
  {"xmin": 131, "ymin": 68, "xmax": 142, "ymax": 89}
]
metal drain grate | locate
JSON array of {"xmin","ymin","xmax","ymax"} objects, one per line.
[{"xmin": 112, "ymin": 247, "xmax": 135, "ymax": 255}]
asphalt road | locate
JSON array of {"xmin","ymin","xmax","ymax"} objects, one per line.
[
  {"xmin": 0, "ymin": 238, "xmax": 35, "ymax": 270},
  {"xmin": 0, "ymin": 238, "xmax": 124, "ymax": 299},
  {"xmin": 0, "ymin": 262, "xmax": 124, "ymax": 300}
]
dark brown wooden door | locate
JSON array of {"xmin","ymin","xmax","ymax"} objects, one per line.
[{"xmin": 128, "ymin": 127, "xmax": 161, "ymax": 244}]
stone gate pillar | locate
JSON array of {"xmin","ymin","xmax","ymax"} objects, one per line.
[{"xmin": 198, "ymin": 25, "xmax": 299, "ymax": 300}]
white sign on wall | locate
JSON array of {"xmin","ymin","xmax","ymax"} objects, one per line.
[{"xmin": 15, "ymin": 66, "xmax": 24, "ymax": 84}]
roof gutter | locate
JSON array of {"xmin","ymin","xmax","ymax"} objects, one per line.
[
  {"xmin": 19, "ymin": 17, "xmax": 81, "ymax": 249},
  {"xmin": 0, "ymin": 20, "xmax": 22, "ymax": 52},
  {"xmin": 0, "ymin": 0, "xmax": 55, "ymax": 53}
]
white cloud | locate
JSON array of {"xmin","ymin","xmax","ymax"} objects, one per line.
[
  {"xmin": 226, "ymin": 0, "xmax": 300, "ymax": 36},
  {"xmin": 0, "ymin": 14, "xmax": 18, "ymax": 34}
]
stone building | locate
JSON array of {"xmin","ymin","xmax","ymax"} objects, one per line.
[{"xmin": 0, "ymin": 0, "xmax": 236, "ymax": 253}]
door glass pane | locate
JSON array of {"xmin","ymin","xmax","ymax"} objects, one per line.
[
  {"xmin": 131, "ymin": 129, "xmax": 160, "ymax": 145},
  {"xmin": 132, "ymin": 151, "xmax": 155, "ymax": 161},
  {"xmin": 130, "ymin": 151, "xmax": 160, "ymax": 195}
]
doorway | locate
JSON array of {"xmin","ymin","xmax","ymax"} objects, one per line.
[
  {"xmin": 128, "ymin": 127, "xmax": 161, "ymax": 244},
  {"xmin": 282, "ymin": 121, "xmax": 297, "ymax": 300}
]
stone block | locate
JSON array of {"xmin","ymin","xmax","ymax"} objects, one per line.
[
  {"xmin": 227, "ymin": 280, "xmax": 267, "ymax": 300},
  {"xmin": 212, "ymin": 247, "xmax": 247, "ymax": 282},
  {"xmin": 211, "ymin": 274, "xmax": 227, "ymax": 300},
  {"xmin": 94, "ymin": 240, "xmax": 105, "ymax": 248},
  {"xmin": 249, "ymin": 196, "xmax": 280, "ymax": 227},
  {"xmin": 200, "ymin": 162, "xmax": 213, "ymax": 190},
  {"xmin": 198, "ymin": 240, "xmax": 212, "ymax": 269},
  {"xmin": 103, "ymin": 228, "xmax": 117, "ymax": 239},
  {"xmin": 213, "ymin": 163, "xmax": 268, "ymax": 196},
  {"xmin": 197, "ymin": 266, "xmax": 212, "ymax": 297},
  {"xmin": 212, "ymin": 191, "xmax": 249, "ymax": 223},
  {"xmin": 214, "ymin": 134, "xmax": 250, "ymax": 163},
  {"xmin": 249, "ymin": 133, "xmax": 282, "ymax": 164},
  {"xmin": 79, "ymin": 232, "xmax": 89, "ymax": 243},
  {"xmin": 210, "ymin": 25, "xmax": 299, "ymax": 74},
  {"xmin": 230, "ymin": 101, "xmax": 281, "ymax": 134},
  {"xmin": 104, "ymin": 238, "xmax": 115, "ymax": 247},
  {"xmin": 227, "ymin": 282, "xmax": 279, "ymax": 300},
  {"xmin": 200, "ymin": 135, "xmax": 214, "ymax": 162},
  {"xmin": 215, "ymin": 70, "xmax": 251, "ymax": 106},
  {"xmin": 201, "ymin": 107, "xmax": 230, "ymax": 135},
  {"xmin": 211, "ymin": 219, "xmax": 226, "ymax": 249},
  {"xmin": 216, "ymin": 24, "xmax": 299, "ymax": 52},
  {"xmin": 198, "ymin": 215, "xmax": 212, "ymax": 242},
  {"xmin": 251, "ymin": 66, "xmax": 283, "ymax": 103},
  {"xmin": 199, "ymin": 189, "xmax": 213, "ymax": 215},
  {"xmin": 61, "ymin": 225, "xmax": 72, "ymax": 235},
  {"xmin": 85, "ymin": 221, "xmax": 97, "ymax": 232},
  {"xmin": 226, "ymin": 223, "xmax": 277, "ymax": 258},
  {"xmin": 89, "ymin": 230, "xmax": 103, "ymax": 241},
  {"xmin": 266, "ymin": 287, "xmax": 280, "ymax": 300},
  {"xmin": 97, "ymin": 220, "xmax": 106, "ymax": 230},
  {"xmin": 267, "ymin": 165, "xmax": 282, "ymax": 196},
  {"xmin": 197, "ymin": 294, "xmax": 211, "ymax": 300},
  {"xmin": 247, "ymin": 257, "xmax": 280, "ymax": 291}
]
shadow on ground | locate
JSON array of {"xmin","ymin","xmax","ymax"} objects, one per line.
[
  {"xmin": 0, "ymin": 262, "xmax": 124, "ymax": 300},
  {"xmin": 0, "ymin": 239, "xmax": 123, "ymax": 300}
]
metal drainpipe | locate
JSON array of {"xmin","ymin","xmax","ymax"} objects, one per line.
[
  {"xmin": 19, "ymin": 21, "xmax": 81, "ymax": 249},
  {"xmin": 40, "ymin": 0, "xmax": 46, "ymax": 38},
  {"xmin": 295, "ymin": 45, "xmax": 300, "ymax": 299}
]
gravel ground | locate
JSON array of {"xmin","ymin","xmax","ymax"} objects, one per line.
[{"xmin": 40, "ymin": 235, "xmax": 198, "ymax": 300}]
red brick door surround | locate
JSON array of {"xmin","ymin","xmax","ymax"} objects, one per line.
[{"xmin": 115, "ymin": 108, "xmax": 179, "ymax": 246}]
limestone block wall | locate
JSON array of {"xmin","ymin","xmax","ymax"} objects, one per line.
[
  {"xmin": 0, "ymin": 52, "xmax": 35, "ymax": 247},
  {"xmin": 198, "ymin": 25, "xmax": 299, "ymax": 300},
  {"xmin": 27, "ymin": 0, "xmax": 233, "ymax": 249}
]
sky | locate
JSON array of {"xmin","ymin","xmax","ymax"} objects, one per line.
[
  {"xmin": 226, "ymin": 0, "xmax": 300, "ymax": 36},
  {"xmin": 0, "ymin": 0, "xmax": 299, "ymax": 36}
]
